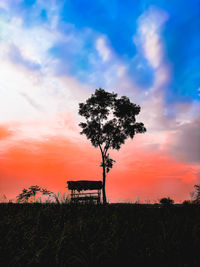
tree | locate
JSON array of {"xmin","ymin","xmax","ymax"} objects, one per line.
[{"xmin": 79, "ymin": 88, "xmax": 146, "ymax": 204}]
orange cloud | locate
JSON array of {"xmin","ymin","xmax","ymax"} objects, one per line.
[
  {"xmin": 0, "ymin": 136, "xmax": 199, "ymax": 203},
  {"xmin": 0, "ymin": 125, "xmax": 13, "ymax": 140},
  {"xmin": 0, "ymin": 137, "xmax": 101, "ymax": 200},
  {"xmin": 108, "ymin": 152, "xmax": 199, "ymax": 202}
]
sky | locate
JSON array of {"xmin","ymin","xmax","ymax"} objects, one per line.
[{"xmin": 0, "ymin": 0, "xmax": 200, "ymax": 203}]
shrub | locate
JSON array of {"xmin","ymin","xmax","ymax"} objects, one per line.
[
  {"xmin": 159, "ymin": 197, "xmax": 174, "ymax": 205},
  {"xmin": 182, "ymin": 200, "xmax": 192, "ymax": 205}
]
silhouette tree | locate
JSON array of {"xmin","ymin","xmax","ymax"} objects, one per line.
[{"xmin": 79, "ymin": 88, "xmax": 146, "ymax": 204}]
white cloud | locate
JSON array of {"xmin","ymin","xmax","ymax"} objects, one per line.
[
  {"xmin": 0, "ymin": 10, "xmax": 91, "ymax": 142},
  {"xmin": 117, "ymin": 65, "xmax": 126, "ymax": 77},
  {"xmin": 134, "ymin": 6, "xmax": 170, "ymax": 93},
  {"xmin": 0, "ymin": 16, "xmax": 65, "ymax": 67},
  {"xmin": 134, "ymin": 6, "xmax": 168, "ymax": 69},
  {"xmin": 133, "ymin": 6, "xmax": 171, "ymax": 136},
  {"xmin": 131, "ymin": 6, "xmax": 200, "ymax": 166},
  {"xmin": 96, "ymin": 37, "xmax": 111, "ymax": 62}
]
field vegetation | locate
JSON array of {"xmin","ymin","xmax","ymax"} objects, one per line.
[{"xmin": 1, "ymin": 202, "xmax": 200, "ymax": 267}]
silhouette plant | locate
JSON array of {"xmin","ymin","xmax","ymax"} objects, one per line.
[
  {"xmin": 159, "ymin": 197, "xmax": 174, "ymax": 206},
  {"xmin": 182, "ymin": 200, "xmax": 192, "ymax": 205},
  {"xmin": 79, "ymin": 88, "xmax": 146, "ymax": 204},
  {"xmin": 16, "ymin": 185, "xmax": 54, "ymax": 203},
  {"xmin": 53, "ymin": 191, "xmax": 70, "ymax": 204}
]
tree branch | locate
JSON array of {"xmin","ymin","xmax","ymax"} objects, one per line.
[
  {"xmin": 104, "ymin": 138, "xmax": 111, "ymax": 155},
  {"xmin": 99, "ymin": 143, "xmax": 104, "ymax": 157}
]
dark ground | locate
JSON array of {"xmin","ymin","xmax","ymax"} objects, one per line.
[{"xmin": 1, "ymin": 203, "xmax": 200, "ymax": 267}]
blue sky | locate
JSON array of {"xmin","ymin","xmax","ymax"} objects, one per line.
[
  {"xmin": 2, "ymin": 0, "xmax": 199, "ymax": 102},
  {"xmin": 8, "ymin": 0, "xmax": 199, "ymax": 103}
]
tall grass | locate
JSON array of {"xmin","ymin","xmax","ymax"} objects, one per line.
[
  {"xmin": 1, "ymin": 203, "xmax": 200, "ymax": 267},
  {"xmin": 0, "ymin": 191, "xmax": 71, "ymax": 204},
  {"xmin": 53, "ymin": 191, "xmax": 70, "ymax": 204}
]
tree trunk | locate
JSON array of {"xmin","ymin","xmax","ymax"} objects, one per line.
[{"xmin": 102, "ymin": 155, "xmax": 107, "ymax": 204}]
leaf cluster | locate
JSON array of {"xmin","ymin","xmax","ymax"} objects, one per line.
[
  {"xmin": 100, "ymin": 154, "xmax": 116, "ymax": 173},
  {"xmin": 79, "ymin": 88, "xmax": 146, "ymax": 153}
]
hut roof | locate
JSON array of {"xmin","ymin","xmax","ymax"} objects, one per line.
[{"xmin": 67, "ymin": 180, "xmax": 102, "ymax": 191}]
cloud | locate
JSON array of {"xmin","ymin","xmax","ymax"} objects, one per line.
[
  {"xmin": 131, "ymin": 6, "xmax": 200, "ymax": 168},
  {"xmin": 135, "ymin": 6, "xmax": 169, "ymax": 69},
  {"xmin": 132, "ymin": 6, "xmax": 172, "ymax": 136},
  {"xmin": 0, "ymin": 135, "xmax": 199, "ymax": 202},
  {"xmin": 0, "ymin": 9, "xmax": 91, "ymax": 141},
  {"xmin": 166, "ymin": 114, "xmax": 200, "ymax": 164},
  {"xmin": 131, "ymin": 7, "xmax": 171, "ymax": 143},
  {"xmin": 9, "ymin": 43, "xmax": 41, "ymax": 71},
  {"xmin": 0, "ymin": 125, "xmax": 13, "ymax": 140},
  {"xmin": 134, "ymin": 6, "xmax": 170, "ymax": 93},
  {"xmin": 96, "ymin": 37, "xmax": 111, "ymax": 62},
  {"xmin": 107, "ymin": 150, "xmax": 200, "ymax": 202},
  {"xmin": 0, "ymin": 136, "xmax": 100, "ymax": 200},
  {"xmin": 0, "ymin": 0, "xmax": 22, "ymax": 10},
  {"xmin": 20, "ymin": 92, "xmax": 43, "ymax": 111}
]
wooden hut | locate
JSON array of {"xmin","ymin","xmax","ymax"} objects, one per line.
[{"xmin": 67, "ymin": 180, "xmax": 102, "ymax": 204}]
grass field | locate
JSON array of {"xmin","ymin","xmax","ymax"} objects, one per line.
[{"xmin": 1, "ymin": 203, "xmax": 200, "ymax": 267}]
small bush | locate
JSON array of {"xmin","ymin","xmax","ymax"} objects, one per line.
[
  {"xmin": 182, "ymin": 200, "xmax": 192, "ymax": 205},
  {"xmin": 159, "ymin": 197, "xmax": 174, "ymax": 205}
]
